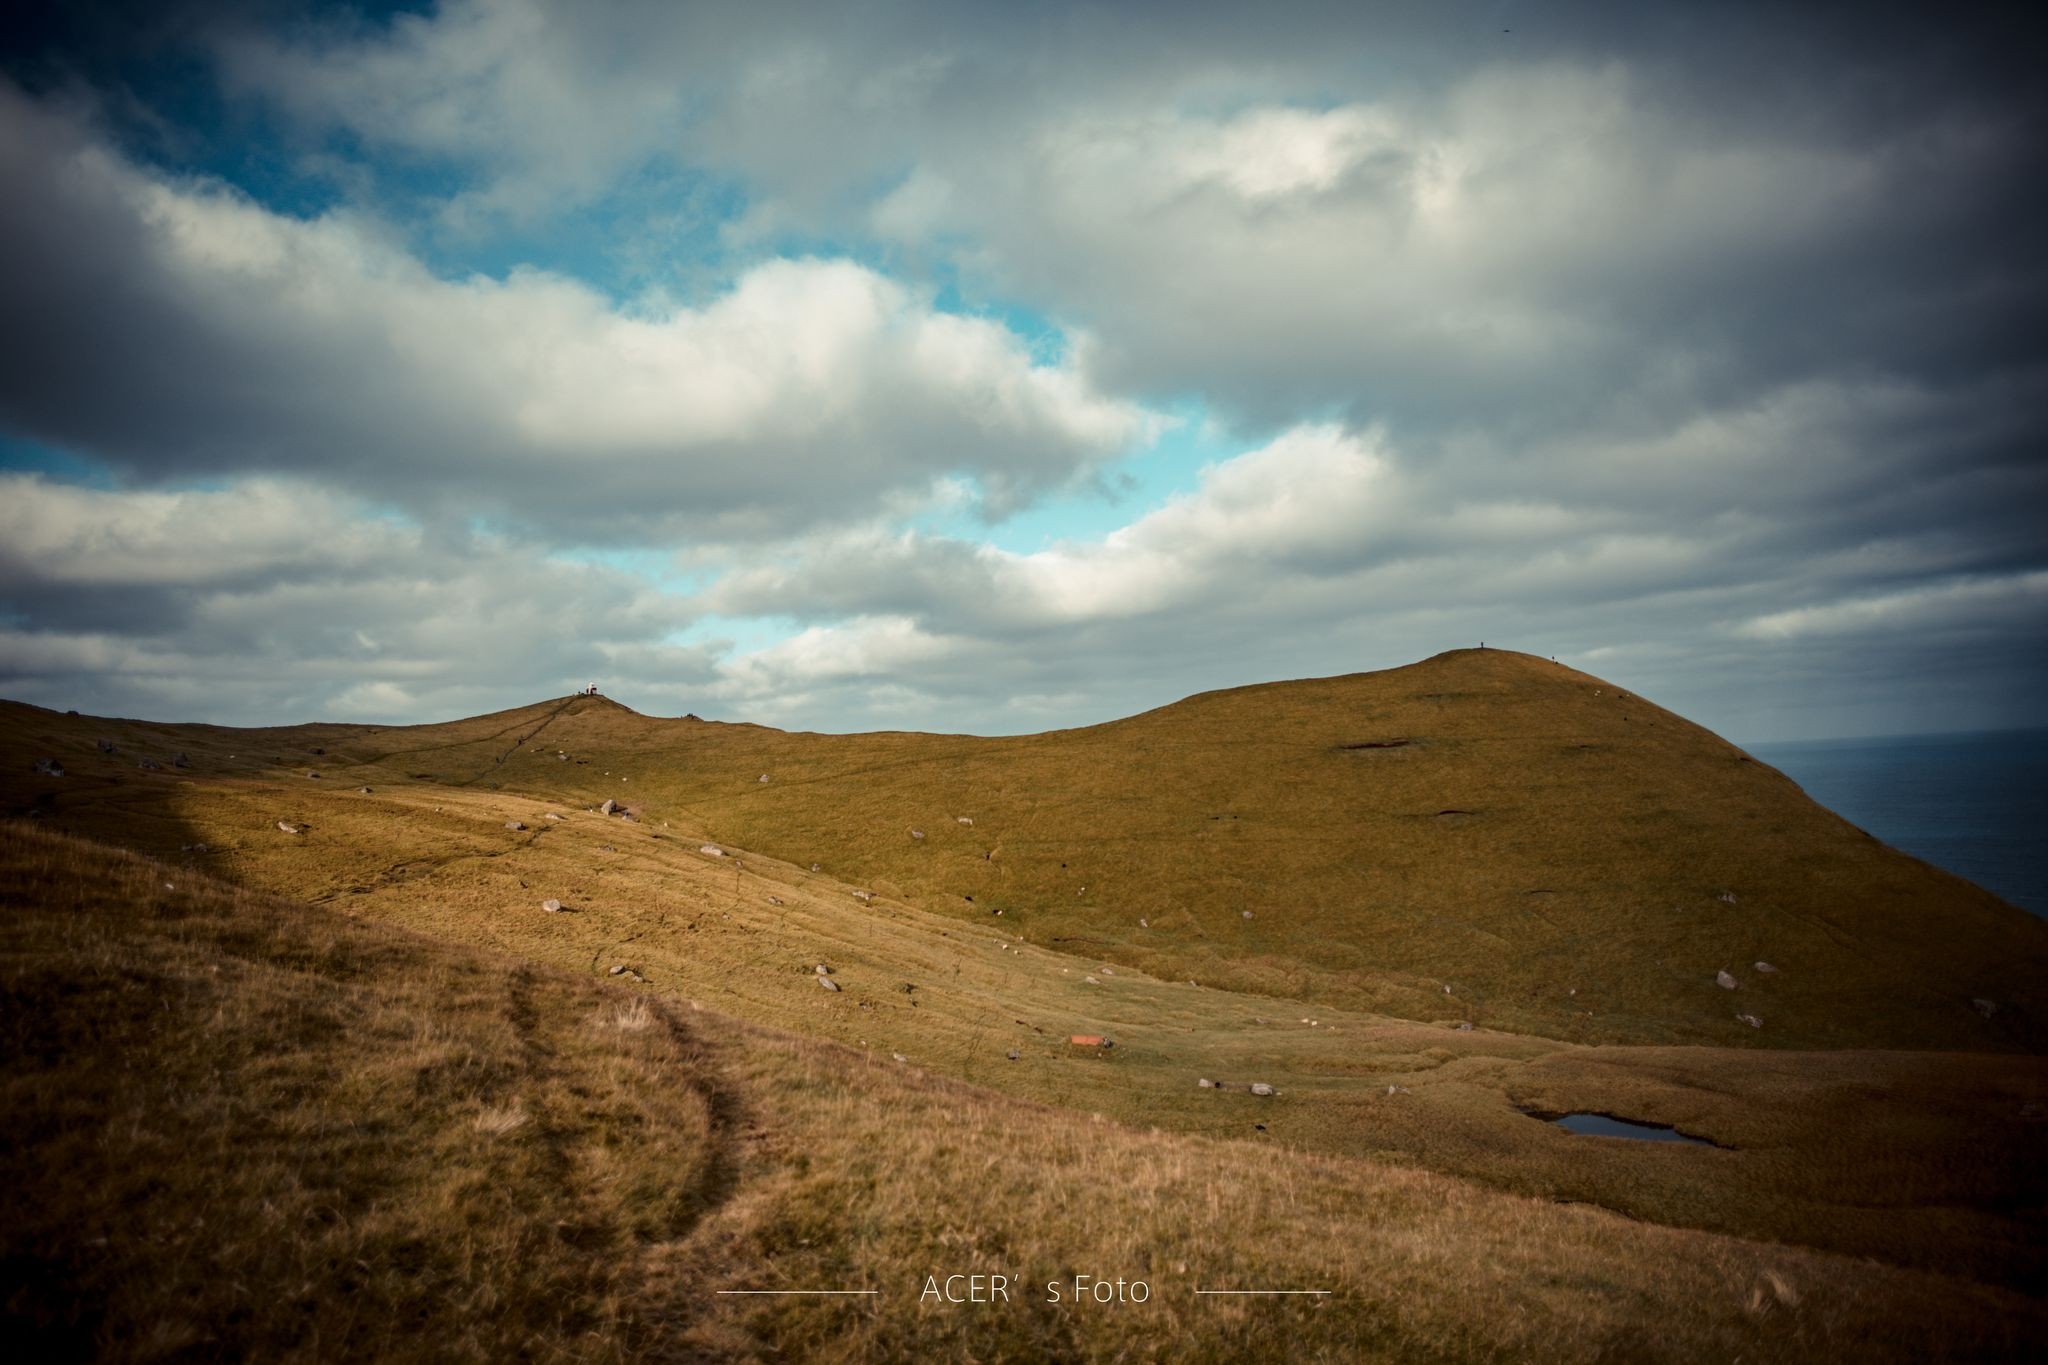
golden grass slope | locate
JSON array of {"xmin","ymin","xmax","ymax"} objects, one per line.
[
  {"xmin": 3, "ymin": 820, "xmax": 2044, "ymax": 1363},
  {"xmin": 223, "ymin": 646, "xmax": 2048, "ymax": 1052},
  {"xmin": 3, "ymin": 672, "xmax": 2046, "ymax": 1298}
]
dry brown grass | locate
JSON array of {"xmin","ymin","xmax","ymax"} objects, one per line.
[{"xmin": 2, "ymin": 821, "xmax": 2044, "ymax": 1362}]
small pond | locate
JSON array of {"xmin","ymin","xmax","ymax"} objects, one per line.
[{"xmin": 1543, "ymin": 1112, "xmax": 1714, "ymax": 1145}]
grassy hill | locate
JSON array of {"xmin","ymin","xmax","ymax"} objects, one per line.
[
  {"xmin": 20, "ymin": 647, "xmax": 2020, "ymax": 1052},
  {"xmin": 4, "ymin": 820, "xmax": 2042, "ymax": 1362},
  {"xmin": 4, "ymin": 649, "xmax": 2046, "ymax": 1358}
]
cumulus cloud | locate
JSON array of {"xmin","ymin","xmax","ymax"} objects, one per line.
[
  {"xmin": 0, "ymin": 475, "xmax": 713, "ymax": 723},
  {"xmin": 2, "ymin": 2, "xmax": 2044, "ymax": 741},
  {"xmin": 0, "ymin": 82, "xmax": 1150, "ymax": 541}
]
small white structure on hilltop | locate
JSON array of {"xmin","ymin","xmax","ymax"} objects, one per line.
[{"xmin": 583, "ymin": 682, "xmax": 601, "ymax": 696}]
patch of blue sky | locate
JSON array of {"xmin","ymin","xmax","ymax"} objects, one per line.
[
  {"xmin": 910, "ymin": 398, "xmax": 1238, "ymax": 555},
  {"xmin": 546, "ymin": 546, "xmax": 718, "ymax": 597},
  {"xmin": 668, "ymin": 614, "xmax": 800, "ymax": 657},
  {"xmin": 0, "ymin": 437, "xmax": 119, "ymax": 488}
]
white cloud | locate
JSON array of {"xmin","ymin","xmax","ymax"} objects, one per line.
[{"xmin": 0, "ymin": 83, "xmax": 1152, "ymax": 540}]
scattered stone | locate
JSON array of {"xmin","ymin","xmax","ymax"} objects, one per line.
[
  {"xmin": 1139, "ymin": 918, "xmax": 1148, "ymax": 928},
  {"xmin": 1716, "ymin": 969, "xmax": 1739, "ymax": 990},
  {"xmin": 892, "ymin": 1053, "xmax": 908, "ymax": 1064},
  {"xmin": 810, "ymin": 862, "xmax": 821, "ymax": 872},
  {"xmin": 541, "ymin": 898, "xmax": 563, "ymax": 912},
  {"xmin": 1736, "ymin": 1013, "xmax": 1763, "ymax": 1029},
  {"xmin": 181, "ymin": 843, "xmax": 208, "ymax": 853},
  {"xmin": 172, "ymin": 753, "xmax": 190, "ymax": 768},
  {"xmin": 768, "ymin": 895, "xmax": 785, "ymax": 906},
  {"xmin": 815, "ymin": 964, "xmax": 833, "ymax": 975},
  {"xmin": 758, "ymin": 774, "xmax": 770, "ymax": 783},
  {"xmin": 544, "ymin": 812, "xmax": 562, "ymax": 821},
  {"xmin": 1007, "ymin": 1050, "xmax": 1020, "ymax": 1061},
  {"xmin": 277, "ymin": 821, "xmax": 300, "ymax": 834},
  {"xmin": 97, "ymin": 738, "xmax": 114, "ymax": 753},
  {"xmin": 357, "ymin": 786, "xmax": 373, "ymax": 794},
  {"xmin": 1973, "ymin": 998, "xmax": 1999, "ymax": 1018},
  {"xmin": 138, "ymin": 758, "xmax": 162, "ymax": 770},
  {"xmin": 1754, "ymin": 961, "xmax": 1777, "ymax": 973},
  {"xmin": 619, "ymin": 813, "xmax": 638, "ymax": 823},
  {"xmin": 853, "ymin": 890, "xmax": 873, "ymax": 902},
  {"xmin": 32, "ymin": 758, "xmax": 65, "ymax": 776},
  {"xmin": 626, "ymin": 970, "xmax": 646, "ymax": 983},
  {"xmin": 1241, "ymin": 910, "xmax": 1253, "ymax": 919},
  {"xmin": 909, "ymin": 828, "xmax": 925, "ymax": 840},
  {"xmin": 1100, "ymin": 967, "xmax": 1114, "ymax": 976},
  {"xmin": 956, "ymin": 816, "xmax": 974, "ymax": 826},
  {"xmin": 1250, "ymin": 1083, "xmax": 1275, "ymax": 1097},
  {"xmin": 608, "ymin": 964, "xmax": 628, "ymax": 976},
  {"xmin": 1198, "ymin": 1078, "xmax": 1217, "ymax": 1089},
  {"xmin": 310, "ymin": 748, "xmax": 324, "ymax": 756},
  {"xmin": 700, "ymin": 845, "xmax": 725, "ymax": 857},
  {"xmin": 818, "ymin": 976, "xmax": 841, "ymax": 992},
  {"xmin": 306, "ymin": 771, "xmax": 321, "ymax": 779},
  {"xmin": 1717, "ymin": 890, "xmax": 1738, "ymax": 904},
  {"xmin": 1455, "ymin": 1021, "xmax": 1474, "ymax": 1032},
  {"xmin": 1084, "ymin": 975, "xmax": 1100, "ymax": 984},
  {"xmin": 1386, "ymin": 1085, "xmax": 1411, "ymax": 1095},
  {"xmin": 506, "ymin": 821, "xmax": 527, "ymax": 831},
  {"xmin": 600, "ymin": 798, "xmax": 617, "ymax": 815}
]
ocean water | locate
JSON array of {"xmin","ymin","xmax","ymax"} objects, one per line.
[{"xmin": 1747, "ymin": 729, "xmax": 2048, "ymax": 918}]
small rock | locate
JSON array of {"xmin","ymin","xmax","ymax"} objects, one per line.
[
  {"xmin": 1455, "ymin": 1021, "xmax": 1474, "ymax": 1032},
  {"xmin": 815, "ymin": 964, "xmax": 833, "ymax": 975},
  {"xmin": 1737, "ymin": 1013, "xmax": 1763, "ymax": 1029},
  {"xmin": 1139, "ymin": 918, "xmax": 1148, "ymax": 928},
  {"xmin": 956, "ymin": 816, "xmax": 974, "ymax": 826},
  {"xmin": 608, "ymin": 965, "xmax": 628, "ymax": 976},
  {"xmin": 1754, "ymin": 961, "xmax": 1777, "ymax": 973},
  {"xmin": 1386, "ymin": 1085, "xmax": 1411, "ymax": 1095},
  {"xmin": 768, "ymin": 895, "xmax": 785, "ymax": 906},
  {"xmin": 544, "ymin": 812, "xmax": 562, "ymax": 820},
  {"xmin": 1197, "ymin": 1078, "xmax": 1216, "ymax": 1089},
  {"xmin": 1973, "ymin": 998, "xmax": 1999, "ymax": 1018},
  {"xmin": 138, "ymin": 758, "xmax": 162, "ymax": 770},
  {"xmin": 1007, "ymin": 1050, "xmax": 1020, "ymax": 1061},
  {"xmin": 626, "ymin": 970, "xmax": 646, "ymax": 983},
  {"xmin": 506, "ymin": 821, "xmax": 527, "ymax": 831},
  {"xmin": 541, "ymin": 898, "xmax": 563, "ymax": 912},
  {"xmin": 172, "ymin": 753, "xmax": 190, "ymax": 768},
  {"xmin": 1084, "ymin": 975, "xmax": 1100, "ymax": 984},
  {"xmin": 1241, "ymin": 910, "xmax": 1253, "ymax": 920},
  {"xmin": 1717, "ymin": 890, "xmax": 1738, "ymax": 904},
  {"xmin": 810, "ymin": 862, "xmax": 821, "ymax": 872},
  {"xmin": 1716, "ymin": 970, "xmax": 1739, "ymax": 990},
  {"xmin": 306, "ymin": 771, "xmax": 321, "ymax": 779},
  {"xmin": 601, "ymin": 798, "xmax": 617, "ymax": 815},
  {"xmin": 97, "ymin": 738, "xmax": 114, "ymax": 753},
  {"xmin": 32, "ymin": 758, "xmax": 65, "ymax": 776},
  {"xmin": 758, "ymin": 774, "xmax": 770, "ymax": 783},
  {"xmin": 1250, "ymin": 1083, "xmax": 1275, "ymax": 1097},
  {"xmin": 181, "ymin": 843, "xmax": 208, "ymax": 853},
  {"xmin": 892, "ymin": 1053, "xmax": 908, "ymax": 1064},
  {"xmin": 357, "ymin": 786, "xmax": 373, "ymax": 794},
  {"xmin": 277, "ymin": 821, "xmax": 300, "ymax": 834},
  {"xmin": 700, "ymin": 845, "xmax": 725, "ymax": 857},
  {"xmin": 853, "ymin": 890, "xmax": 873, "ymax": 902},
  {"xmin": 818, "ymin": 976, "xmax": 841, "ymax": 992},
  {"xmin": 910, "ymin": 829, "xmax": 925, "ymax": 840}
]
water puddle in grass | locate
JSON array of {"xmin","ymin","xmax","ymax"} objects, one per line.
[{"xmin": 1541, "ymin": 1112, "xmax": 1714, "ymax": 1145}]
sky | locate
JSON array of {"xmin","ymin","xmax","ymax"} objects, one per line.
[{"xmin": 1, "ymin": 0, "xmax": 2043, "ymax": 743}]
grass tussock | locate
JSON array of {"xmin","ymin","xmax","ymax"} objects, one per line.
[{"xmin": 3, "ymin": 821, "xmax": 2044, "ymax": 1362}]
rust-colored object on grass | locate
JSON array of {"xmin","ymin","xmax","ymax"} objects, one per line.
[{"xmin": 1068, "ymin": 1034, "xmax": 1112, "ymax": 1049}]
